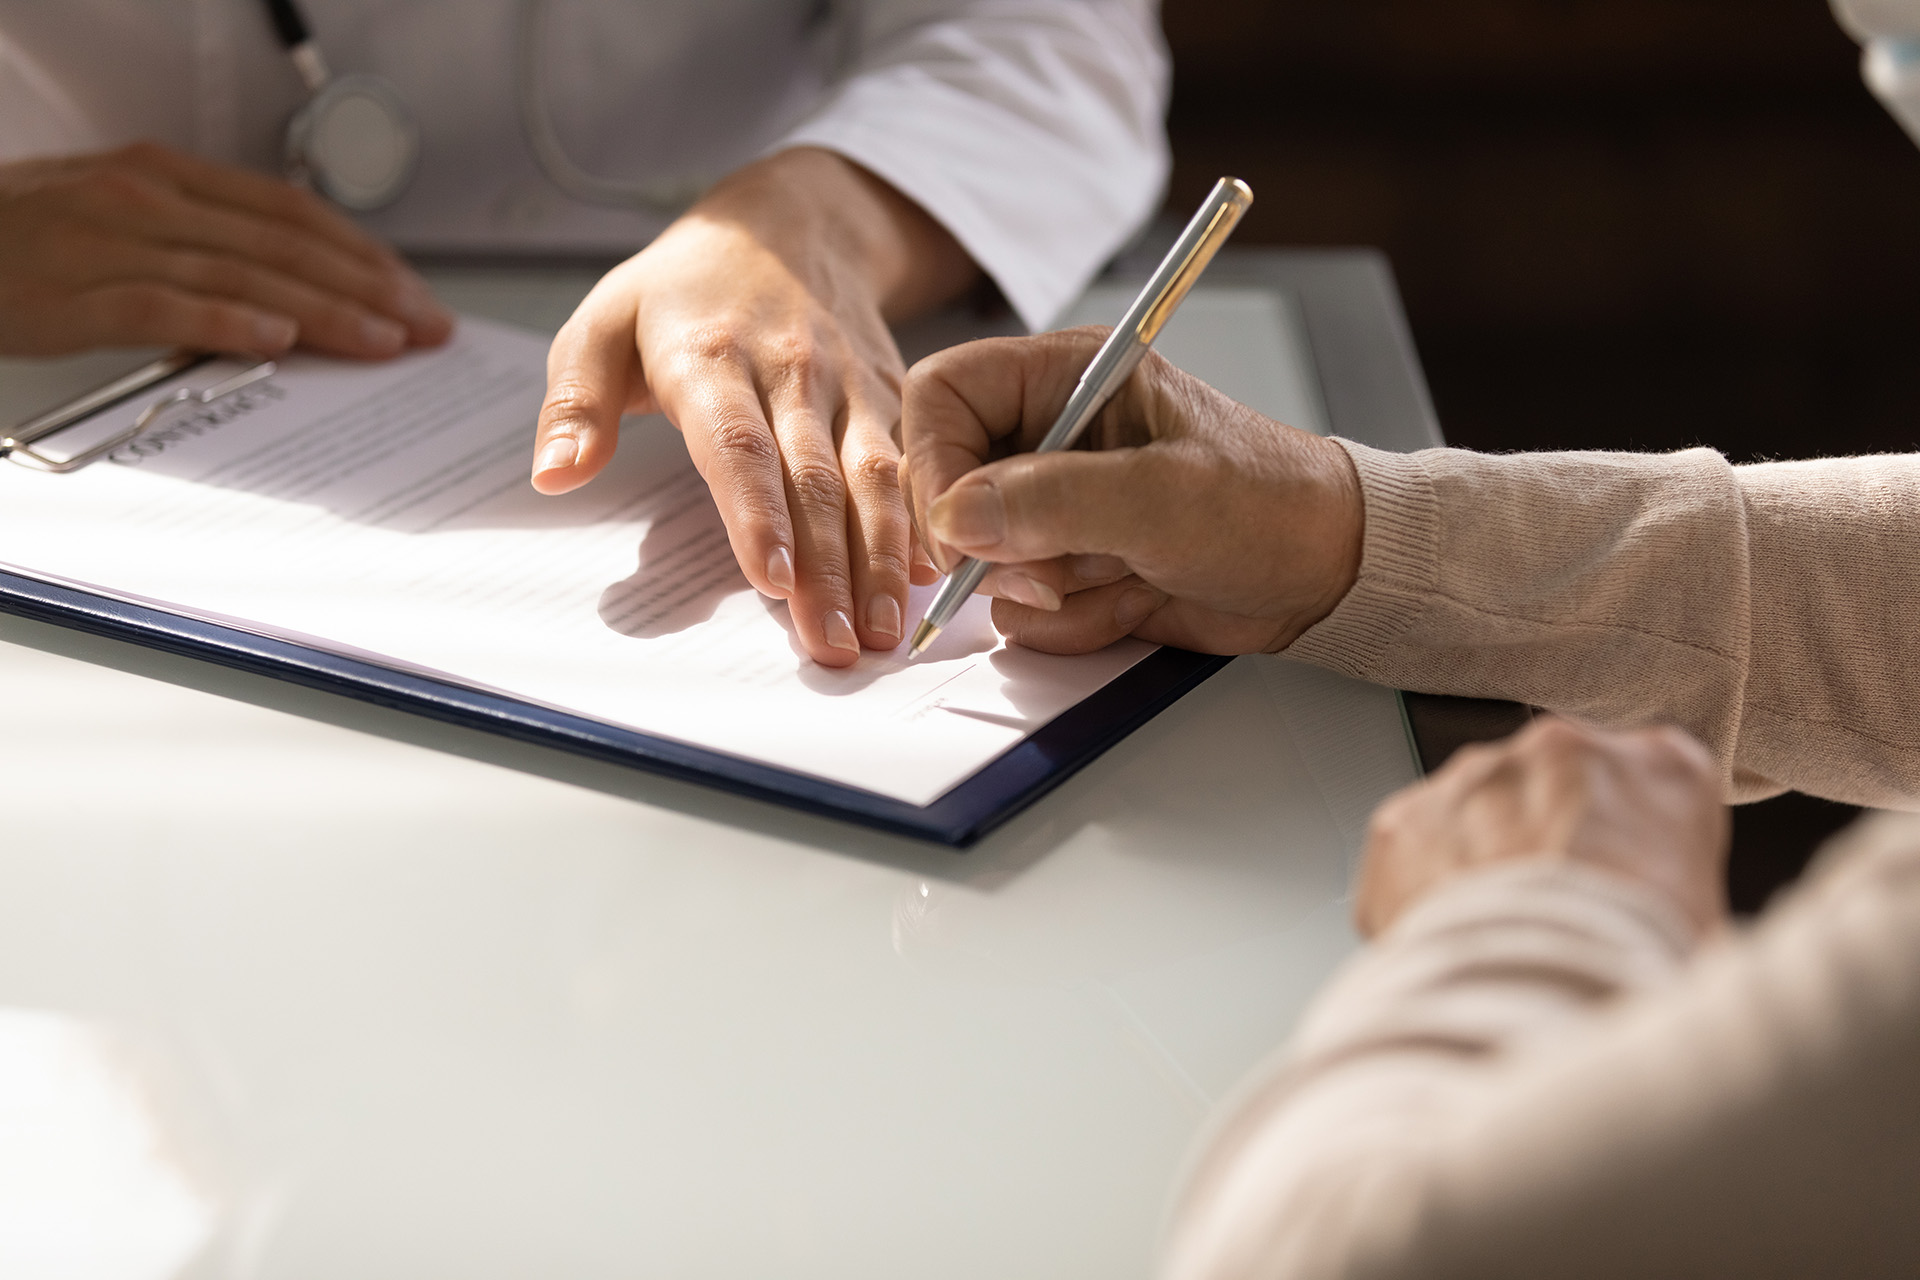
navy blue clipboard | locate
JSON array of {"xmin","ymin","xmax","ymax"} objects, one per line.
[
  {"xmin": 0, "ymin": 566, "xmax": 1229, "ymax": 846},
  {"xmin": 0, "ymin": 249, "xmax": 1441, "ymax": 847}
]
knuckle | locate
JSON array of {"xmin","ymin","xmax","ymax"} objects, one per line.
[
  {"xmin": 1447, "ymin": 741, "xmax": 1495, "ymax": 772},
  {"xmin": 764, "ymin": 342, "xmax": 828, "ymax": 403},
  {"xmin": 1363, "ymin": 805, "xmax": 1400, "ymax": 846},
  {"xmin": 680, "ymin": 323, "xmax": 748, "ymax": 367},
  {"xmin": 1367, "ymin": 786, "xmax": 1420, "ymax": 836},
  {"xmin": 784, "ymin": 457, "xmax": 848, "ymax": 513},
  {"xmin": 704, "ymin": 412, "xmax": 781, "ymax": 469},
  {"xmin": 843, "ymin": 444, "xmax": 902, "ymax": 497},
  {"xmin": 900, "ymin": 358, "xmax": 937, "ymax": 404},
  {"xmin": 540, "ymin": 379, "xmax": 610, "ymax": 427},
  {"xmin": 1527, "ymin": 718, "xmax": 1588, "ymax": 756},
  {"xmin": 811, "ymin": 571, "xmax": 859, "ymax": 612},
  {"xmin": 762, "ymin": 330, "xmax": 814, "ymax": 371}
]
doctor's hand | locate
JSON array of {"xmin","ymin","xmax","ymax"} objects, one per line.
[
  {"xmin": 531, "ymin": 147, "xmax": 975, "ymax": 668},
  {"xmin": 899, "ymin": 328, "xmax": 1364, "ymax": 655},
  {"xmin": 0, "ymin": 142, "xmax": 452, "ymax": 359},
  {"xmin": 1355, "ymin": 718, "xmax": 1730, "ymax": 939}
]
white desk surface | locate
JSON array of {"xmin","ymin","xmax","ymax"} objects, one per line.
[{"xmin": 0, "ymin": 264, "xmax": 1420, "ymax": 1280}]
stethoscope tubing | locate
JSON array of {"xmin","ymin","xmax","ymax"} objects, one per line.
[{"xmin": 257, "ymin": 0, "xmax": 704, "ymax": 214}]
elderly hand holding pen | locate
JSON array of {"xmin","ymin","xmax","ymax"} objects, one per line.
[
  {"xmin": 899, "ymin": 325, "xmax": 1365, "ymax": 657},
  {"xmin": 897, "ymin": 323, "xmax": 1732, "ymax": 937},
  {"xmin": 895, "ymin": 326, "xmax": 1920, "ymax": 1280}
]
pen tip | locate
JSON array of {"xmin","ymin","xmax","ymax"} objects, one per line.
[{"xmin": 908, "ymin": 620, "xmax": 938, "ymax": 657}]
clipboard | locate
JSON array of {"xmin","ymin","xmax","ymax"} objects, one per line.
[
  {"xmin": 0, "ymin": 251, "xmax": 1441, "ymax": 847},
  {"xmin": 0, "ymin": 564, "xmax": 1228, "ymax": 845},
  {"xmin": 0, "ymin": 345, "xmax": 1230, "ymax": 847}
]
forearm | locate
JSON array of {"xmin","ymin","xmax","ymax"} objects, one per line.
[
  {"xmin": 1167, "ymin": 859, "xmax": 1699, "ymax": 1280},
  {"xmin": 1290, "ymin": 442, "xmax": 1920, "ymax": 806},
  {"xmin": 1735, "ymin": 457, "xmax": 1920, "ymax": 805},
  {"xmin": 1168, "ymin": 817, "xmax": 1920, "ymax": 1280}
]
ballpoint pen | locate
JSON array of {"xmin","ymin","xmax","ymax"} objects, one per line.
[{"xmin": 907, "ymin": 176, "xmax": 1255, "ymax": 657}]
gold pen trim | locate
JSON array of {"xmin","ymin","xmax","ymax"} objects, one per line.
[{"xmin": 1136, "ymin": 179, "xmax": 1253, "ymax": 345}]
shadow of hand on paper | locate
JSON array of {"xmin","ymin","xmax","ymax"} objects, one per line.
[
  {"xmin": 597, "ymin": 495, "xmax": 749, "ymax": 639},
  {"xmin": 757, "ymin": 596, "xmax": 896, "ymax": 695},
  {"xmin": 932, "ymin": 645, "xmax": 1117, "ymax": 732},
  {"xmin": 989, "ymin": 646, "xmax": 1096, "ymax": 720}
]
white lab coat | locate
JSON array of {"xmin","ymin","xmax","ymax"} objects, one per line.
[
  {"xmin": 1833, "ymin": 0, "xmax": 1920, "ymax": 148},
  {"xmin": 0, "ymin": 0, "xmax": 1169, "ymax": 328}
]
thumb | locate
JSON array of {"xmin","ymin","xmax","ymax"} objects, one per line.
[
  {"xmin": 927, "ymin": 447, "xmax": 1157, "ymax": 565},
  {"xmin": 531, "ymin": 294, "xmax": 635, "ymax": 495}
]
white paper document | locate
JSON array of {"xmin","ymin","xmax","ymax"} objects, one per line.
[{"xmin": 0, "ymin": 319, "xmax": 1154, "ymax": 805}]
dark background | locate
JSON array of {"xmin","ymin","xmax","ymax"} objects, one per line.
[{"xmin": 1160, "ymin": 0, "xmax": 1920, "ymax": 910}]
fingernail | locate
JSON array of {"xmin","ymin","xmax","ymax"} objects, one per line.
[
  {"xmin": 253, "ymin": 314, "xmax": 297, "ymax": 350},
  {"xmin": 1000, "ymin": 573, "xmax": 1062, "ymax": 611},
  {"xmin": 1071, "ymin": 554, "xmax": 1128, "ymax": 582},
  {"xmin": 867, "ymin": 594, "xmax": 902, "ymax": 641},
  {"xmin": 823, "ymin": 609, "xmax": 859, "ymax": 654},
  {"xmin": 360, "ymin": 314, "xmax": 406, "ymax": 353},
  {"xmin": 1115, "ymin": 586, "xmax": 1161, "ymax": 630},
  {"xmin": 765, "ymin": 546, "xmax": 796, "ymax": 593},
  {"xmin": 534, "ymin": 436, "xmax": 577, "ymax": 476},
  {"xmin": 929, "ymin": 482, "xmax": 1005, "ymax": 548}
]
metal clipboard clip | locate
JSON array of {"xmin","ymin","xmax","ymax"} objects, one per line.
[{"xmin": 1, "ymin": 354, "xmax": 278, "ymax": 474}]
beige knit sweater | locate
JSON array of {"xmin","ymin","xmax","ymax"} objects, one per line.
[{"xmin": 1163, "ymin": 444, "xmax": 1920, "ymax": 1280}]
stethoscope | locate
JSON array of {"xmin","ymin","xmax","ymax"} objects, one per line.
[{"xmin": 259, "ymin": 0, "xmax": 703, "ymax": 213}]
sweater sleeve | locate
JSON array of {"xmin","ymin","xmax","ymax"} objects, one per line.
[
  {"xmin": 1163, "ymin": 815, "xmax": 1920, "ymax": 1280},
  {"xmin": 1287, "ymin": 443, "xmax": 1920, "ymax": 807},
  {"xmin": 774, "ymin": 0, "xmax": 1170, "ymax": 330}
]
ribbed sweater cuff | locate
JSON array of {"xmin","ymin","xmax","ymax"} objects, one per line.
[{"xmin": 1284, "ymin": 440, "xmax": 1440, "ymax": 678}]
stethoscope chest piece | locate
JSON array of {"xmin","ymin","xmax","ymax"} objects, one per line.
[{"xmin": 285, "ymin": 73, "xmax": 418, "ymax": 211}]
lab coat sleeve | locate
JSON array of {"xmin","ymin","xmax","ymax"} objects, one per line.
[
  {"xmin": 1829, "ymin": 0, "xmax": 1920, "ymax": 40},
  {"xmin": 776, "ymin": 0, "xmax": 1170, "ymax": 330},
  {"xmin": 0, "ymin": 29, "xmax": 100, "ymax": 163}
]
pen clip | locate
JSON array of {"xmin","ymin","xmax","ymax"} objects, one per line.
[{"xmin": 1136, "ymin": 193, "xmax": 1248, "ymax": 345}]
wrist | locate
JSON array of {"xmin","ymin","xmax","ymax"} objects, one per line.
[
  {"xmin": 1260, "ymin": 432, "xmax": 1364, "ymax": 651},
  {"xmin": 697, "ymin": 147, "xmax": 974, "ymax": 320},
  {"xmin": 1303, "ymin": 433, "xmax": 1364, "ymax": 627},
  {"xmin": 1280, "ymin": 440, "xmax": 1436, "ymax": 673}
]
